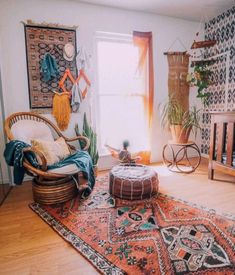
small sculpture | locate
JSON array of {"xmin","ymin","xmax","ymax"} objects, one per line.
[{"xmin": 105, "ymin": 140, "xmax": 140, "ymax": 164}]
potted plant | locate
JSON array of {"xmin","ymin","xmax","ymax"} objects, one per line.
[
  {"xmin": 75, "ymin": 113, "xmax": 99, "ymax": 176},
  {"xmin": 187, "ymin": 63, "xmax": 212, "ymax": 105},
  {"xmin": 160, "ymin": 95, "xmax": 201, "ymax": 143},
  {"xmin": 183, "ymin": 106, "xmax": 201, "ymax": 140}
]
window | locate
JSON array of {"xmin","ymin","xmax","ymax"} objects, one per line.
[{"xmin": 95, "ymin": 32, "xmax": 150, "ymax": 157}]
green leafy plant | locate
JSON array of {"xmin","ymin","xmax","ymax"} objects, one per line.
[
  {"xmin": 183, "ymin": 106, "xmax": 201, "ymax": 138},
  {"xmin": 160, "ymin": 95, "xmax": 185, "ymax": 129},
  {"xmin": 75, "ymin": 113, "xmax": 99, "ymax": 166},
  {"xmin": 187, "ymin": 63, "xmax": 212, "ymax": 105},
  {"xmin": 159, "ymin": 95, "xmax": 201, "ymax": 139}
]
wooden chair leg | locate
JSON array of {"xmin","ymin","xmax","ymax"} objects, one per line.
[{"xmin": 208, "ymin": 162, "xmax": 214, "ymax": 180}]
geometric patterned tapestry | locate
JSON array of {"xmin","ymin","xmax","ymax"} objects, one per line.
[
  {"xmin": 201, "ymin": 6, "xmax": 235, "ymax": 155},
  {"xmin": 24, "ymin": 25, "xmax": 77, "ymax": 109}
]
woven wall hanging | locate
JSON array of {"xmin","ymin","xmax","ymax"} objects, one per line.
[
  {"xmin": 24, "ymin": 22, "xmax": 77, "ymax": 110},
  {"xmin": 165, "ymin": 52, "xmax": 190, "ymax": 112}
]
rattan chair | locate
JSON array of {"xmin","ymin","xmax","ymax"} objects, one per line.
[{"xmin": 5, "ymin": 112, "xmax": 90, "ymax": 204}]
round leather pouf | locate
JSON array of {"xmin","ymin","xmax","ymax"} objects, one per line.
[
  {"xmin": 32, "ymin": 176, "xmax": 78, "ymax": 205},
  {"xmin": 109, "ymin": 164, "xmax": 159, "ymax": 200}
]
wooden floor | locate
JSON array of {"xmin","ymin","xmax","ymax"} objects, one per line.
[{"xmin": 0, "ymin": 158, "xmax": 234, "ymax": 275}]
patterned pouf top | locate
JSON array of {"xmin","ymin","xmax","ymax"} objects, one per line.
[{"xmin": 110, "ymin": 164, "xmax": 158, "ymax": 180}]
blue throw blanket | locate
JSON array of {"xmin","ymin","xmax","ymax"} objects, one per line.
[
  {"xmin": 4, "ymin": 140, "xmax": 95, "ymax": 198},
  {"xmin": 49, "ymin": 151, "xmax": 95, "ymax": 198},
  {"xmin": 4, "ymin": 140, "xmax": 38, "ymax": 185}
]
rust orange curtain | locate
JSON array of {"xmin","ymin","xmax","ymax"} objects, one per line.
[{"xmin": 133, "ymin": 31, "xmax": 154, "ymax": 164}]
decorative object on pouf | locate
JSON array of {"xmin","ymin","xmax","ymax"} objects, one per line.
[
  {"xmin": 109, "ymin": 164, "xmax": 159, "ymax": 200},
  {"xmin": 105, "ymin": 140, "xmax": 141, "ymax": 164},
  {"xmin": 164, "ymin": 52, "xmax": 190, "ymax": 112},
  {"xmin": 118, "ymin": 140, "xmax": 132, "ymax": 163},
  {"xmin": 75, "ymin": 113, "xmax": 99, "ymax": 175}
]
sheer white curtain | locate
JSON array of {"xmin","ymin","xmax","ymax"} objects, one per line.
[{"xmin": 96, "ymin": 34, "xmax": 150, "ymax": 160}]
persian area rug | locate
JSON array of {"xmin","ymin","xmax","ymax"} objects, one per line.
[{"xmin": 29, "ymin": 175, "xmax": 235, "ymax": 275}]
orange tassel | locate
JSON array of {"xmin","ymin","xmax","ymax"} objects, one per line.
[{"xmin": 52, "ymin": 93, "xmax": 71, "ymax": 131}]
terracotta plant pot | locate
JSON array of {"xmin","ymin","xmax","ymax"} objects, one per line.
[{"xmin": 170, "ymin": 124, "xmax": 191, "ymax": 143}]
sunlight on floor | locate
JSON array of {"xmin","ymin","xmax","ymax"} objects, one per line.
[{"xmin": 151, "ymin": 165, "xmax": 173, "ymax": 177}]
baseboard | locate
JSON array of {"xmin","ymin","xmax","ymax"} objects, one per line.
[
  {"xmin": 0, "ymin": 186, "xmax": 12, "ymax": 207},
  {"xmin": 201, "ymin": 153, "xmax": 209, "ymax": 159},
  {"xmin": 23, "ymin": 175, "xmax": 33, "ymax": 183},
  {"xmin": 1, "ymin": 178, "xmax": 11, "ymax": 184}
]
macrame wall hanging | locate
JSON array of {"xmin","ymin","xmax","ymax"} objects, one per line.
[
  {"xmin": 164, "ymin": 12, "xmax": 217, "ymax": 109},
  {"xmin": 52, "ymin": 92, "xmax": 71, "ymax": 131},
  {"xmin": 164, "ymin": 38, "xmax": 190, "ymax": 112}
]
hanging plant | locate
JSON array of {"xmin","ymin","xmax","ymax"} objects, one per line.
[{"xmin": 187, "ymin": 63, "xmax": 212, "ymax": 105}]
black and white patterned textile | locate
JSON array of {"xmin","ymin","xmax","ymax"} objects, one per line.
[{"xmin": 201, "ymin": 6, "xmax": 235, "ymax": 155}]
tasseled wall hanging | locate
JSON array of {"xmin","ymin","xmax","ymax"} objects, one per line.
[
  {"xmin": 164, "ymin": 52, "xmax": 190, "ymax": 112},
  {"xmin": 52, "ymin": 92, "xmax": 71, "ymax": 131}
]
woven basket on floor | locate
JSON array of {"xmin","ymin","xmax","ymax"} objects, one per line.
[{"xmin": 32, "ymin": 176, "xmax": 78, "ymax": 205}]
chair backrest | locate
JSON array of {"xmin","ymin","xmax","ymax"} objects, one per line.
[{"xmin": 5, "ymin": 112, "xmax": 63, "ymax": 142}]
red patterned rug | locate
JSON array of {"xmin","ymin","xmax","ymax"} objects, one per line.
[{"xmin": 29, "ymin": 175, "xmax": 235, "ymax": 275}]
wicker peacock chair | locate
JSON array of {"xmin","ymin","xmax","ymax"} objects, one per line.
[{"xmin": 5, "ymin": 112, "xmax": 90, "ymax": 204}]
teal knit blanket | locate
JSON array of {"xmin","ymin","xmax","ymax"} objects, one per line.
[
  {"xmin": 4, "ymin": 140, "xmax": 95, "ymax": 198},
  {"xmin": 49, "ymin": 151, "xmax": 95, "ymax": 198}
]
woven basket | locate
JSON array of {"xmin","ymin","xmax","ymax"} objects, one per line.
[{"xmin": 32, "ymin": 176, "xmax": 78, "ymax": 205}]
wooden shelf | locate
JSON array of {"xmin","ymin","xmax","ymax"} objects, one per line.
[{"xmin": 191, "ymin": 40, "xmax": 216, "ymax": 49}]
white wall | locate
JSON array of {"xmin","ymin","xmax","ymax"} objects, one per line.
[
  {"xmin": 0, "ymin": 72, "xmax": 10, "ymax": 183},
  {"xmin": 0, "ymin": 0, "xmax": 200, "ymax": 181}
]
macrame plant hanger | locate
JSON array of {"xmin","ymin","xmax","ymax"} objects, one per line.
[
  {"xmin": 189, "ymin": 12, "xmax": 217, "ymax": 65},
  {"xmin": 164, "ymin": 37, "xmax": 188, "ymax": 55},
  {"xmin": 190, "ymin": 13, "xmax": 216, "ymax": 51}
]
